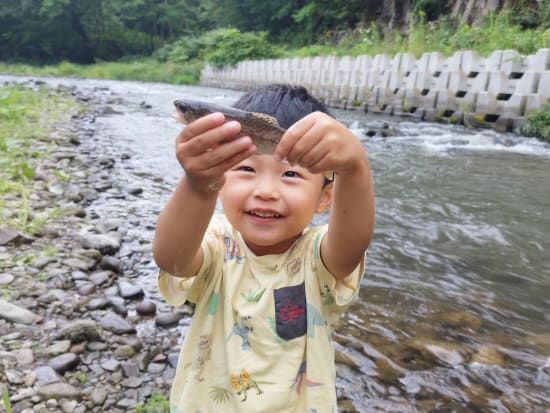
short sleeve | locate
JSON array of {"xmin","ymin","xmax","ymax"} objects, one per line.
[
  {"xmin": 157, "ymin": 215, "xmax": 226, "ymax": 306},
  {"xmin": 311, "ymin": 227, "xmax": 366, "ymax": 318}
]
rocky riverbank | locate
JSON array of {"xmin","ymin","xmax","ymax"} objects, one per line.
[{"xmin": 0, "ymin": 82, "xmax": 190, "ymax": 412}]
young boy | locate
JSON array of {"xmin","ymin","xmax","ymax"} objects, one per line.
[{"xmin": 153, "ymin": 84, "xmax": 374, "ymax": 412}]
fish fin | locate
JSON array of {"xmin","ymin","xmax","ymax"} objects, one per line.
[{"xmin": 249, "ymin": 112, "xmax": 280, "ymax": 126}]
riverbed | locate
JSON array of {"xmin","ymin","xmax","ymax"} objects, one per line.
[{"xmin": 2, "ymin": 75, "xmax": 549, "ymax": 412}]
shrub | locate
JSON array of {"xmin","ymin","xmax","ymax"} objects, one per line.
[
  {"xmin": 202, "ymin": 28, "xmax": 280, "ymax": 68},
  {"xmin": 519, "ymin": 99, "xmax": 550, "ymax": 141}
]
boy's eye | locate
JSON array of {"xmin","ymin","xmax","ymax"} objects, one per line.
[
  {"xmin": 236, "ymin": 165, "xmax": 255, "ymax": 173},
  {"xmin": 283, "ymin": 170, "xmax": 301, "ymax": 178}
]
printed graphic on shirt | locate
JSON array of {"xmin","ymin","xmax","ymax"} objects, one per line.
[
  {"xmin": 306, "ymin": 303, "xmax": 327, "ymax": 338},
  {"xmin": 209, "ymin": 386, "xmax": 232, "ymax": 405},
  {"xmin": 241, "ymin": 288, "xmax": 265, "ymax": 302},
  {"xmin": 274, "ymin": 283, "xmax": 307, "ymax": 340},
  {"xmin": 320, "ymin": 284, "xmax": 335, "ymax": 306},
  {"xmin": 267, "ymin": 316, "xmax": 287, "ymax": 343},
  {"xmin": 184, "ymin": 334, "xmax": 212, "ymax": 381},
  {"xmin": 230, "ymin": 368, "xmax": 264, "ymax": 402},
  {"xmin": 291, "ymin": 361, "xmax": 323, "ymax": 394},
  {"xmin": 226, "ymin": 315, "xmax": 253, "ymax": 350},
  {"xmin": 286, "ymin": 257, "xmax": 302, "ymax": 277},
  {"xmin": 207, "ymin": 292, "xmax": 218, "ymax": 315},
  {"xmin": 222, "ymin": 235, "xmax": 245, "ymax": 262}
]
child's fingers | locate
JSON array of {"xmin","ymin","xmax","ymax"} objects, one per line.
[
  {"xmin": 179, "ymin": 121, "xmax": 242, "ymax": 157},
  {"xmin": 177, "ymin": 112, "xmax": 225, "ymax": 142},
  {"xmin": 184, "ymin": 136, "xmax": 254, "ymax": 174},
  {"xmin": 274, "ymin": 114, "xmax": 316, "ymax": 161}
]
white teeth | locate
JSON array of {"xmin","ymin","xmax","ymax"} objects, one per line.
[{"xmin": 250, "ymin": 210, "xmax": 280, "ymax": 218}]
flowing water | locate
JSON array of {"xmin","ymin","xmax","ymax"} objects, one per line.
[{"xmin": 2, "ymin": 76, "xmax": 549, "ymax": 412}]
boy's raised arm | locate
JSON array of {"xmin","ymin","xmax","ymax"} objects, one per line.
[
  {"xmin": 153, "ymin": 113, "xmax": 256, "ymax": 277},
  {"xmin": 324, "ymin": 153, "xmax": 374, "ymax": 278},
  {"xmin": 274, "ymin": 111, "xmax": 375, "ymax": 279}
]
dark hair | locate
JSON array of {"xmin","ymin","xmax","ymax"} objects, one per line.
[{"xmin": 232, "ymin": 84, "xmax": 332, "ymax": 129}]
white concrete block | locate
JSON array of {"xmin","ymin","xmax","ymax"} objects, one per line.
[
  {"xmin": 537, "ymin": 71, "xmax": 550, "ymax": 97},
  {"xmin": 448, "ymin": 71, "xmax": 471, "ymax": 93},
  {"xmin": 526, "ymin": 48, "xmax": 550, "ymax": 71},
  {"xmin": 461, "ymin": 50, "xmax": 484, "ymax": 75},
  {"xmin": 373, "ymin": 54, "xmax": 392, "ymax": 72}
]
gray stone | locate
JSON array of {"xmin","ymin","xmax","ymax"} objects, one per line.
[
  {"xmin": 0, "ymin": 273, "xmax": 14, "ymax": 285},
  {"xmin": 89, "ymin": 388, "xmax": 108, "ymax": 406},
  {"xmin": 34, "ymin": 365, "xmax": 61, "ymax": 385},
  {"xmin": 45, "ymin": 341, "xmax": 72, "ymax": 356},
  {"xmin": 99, "ymin": 312, "xmax": 135, "ymax": 334},
  {"xmin": 136, "ymin": 300, "xmax": 156, "ymax": 316},
  {"xmin": 155, "ymin": 312, "xmax": 183, "ymax": 327},
  {"xmin": 0, "ymin": 299, "xmax": 38, "ymax": 324},
  {"xmin": 14, "ymin": 348, "xmax": 34, "ymax": 366},
  {"xmin": 87, "ymin": 297, "xmax": 111, "ymax": 310},
  {"xmin": 53, "ymin": 319, "xmax": 101, "ymax": 343},
  {"xmin": 117, "ymin": 280, "xmax": 143, "ymax": 299},
  {"xmin": 107, "ymin": 295, "xmax": 127, "ymax": 316},
  {"xmin": 101, "ymin": 255, "xmax": 122, "ymax": 273},
  {"xmin": 121, "ymin": 377, "xmax": 143, "ymax": 388},
  {"xmin": 101, "ymin": 359, "xmax": 120, "ymax": 372},
  {"xmin": 81, "ymin": 233, "xmax": 120, "ymax": 255},
  {"xmin": 0, "ymin": 227, "xmax": 34, "ymax": 246},
  {"xmin": 36, "ymin": 382, "xmax": 81, "ymax": 400},
  {"xmin": 49, "ymin": 352, "xmax": 80, "ymax": 374},
  {"xmin": 89, "ymin": 270, "xmax": 112, "ymax": 286},
  {"xmin": 114, "ymin": 345, "xmax": 135, "ymax": 359},
  {"xmin": 6, "ymin": 368, "xmax": 25, "ymax": 384}
]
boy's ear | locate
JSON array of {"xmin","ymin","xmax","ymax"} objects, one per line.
[{"xmin": 316, "ymin": 181, "xmax": 333, "ymax": 213}]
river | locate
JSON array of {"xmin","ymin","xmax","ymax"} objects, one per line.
[{"xmin": 2, "ymin": 75, "xmax": 549, "ymax": 412}]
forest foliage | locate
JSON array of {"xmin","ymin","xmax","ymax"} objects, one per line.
[{"xmin": 1, "ymin": 0, "xmax": 549, "ymax": 66}]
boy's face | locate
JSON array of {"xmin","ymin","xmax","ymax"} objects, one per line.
[{"xmin": 219, "ymin": 154, "xmax": 332, "ymax": 256}]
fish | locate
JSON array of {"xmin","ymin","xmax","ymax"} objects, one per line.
[{"xmin": 174, "ymin": 98, "xmax": 286, "ymax": 154}]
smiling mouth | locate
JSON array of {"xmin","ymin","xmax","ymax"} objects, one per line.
[{"xmin": 247, "ymin": 209, "xmax": 283, "ymax": 219}]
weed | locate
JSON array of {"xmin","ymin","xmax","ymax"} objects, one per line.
[{"xmin": 135, "ymin": 391, "xmax": 170, "ymax": 413}]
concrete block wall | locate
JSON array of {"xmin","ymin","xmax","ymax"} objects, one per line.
[{"xmin": 200, "ymin": 49, "xmax": 550, "ymax": 130}]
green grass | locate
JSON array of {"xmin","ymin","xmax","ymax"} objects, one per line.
[
  {"xmin": 135, "ymin": 391, "xmax": 170, "ymax": 413},
  {"xmin": 0, "ymin": 58, "xmax": 202, "ymax": 85},
  {"xmin": 0, "ymin": 84, "xmax": 83, "ymax": 233}
]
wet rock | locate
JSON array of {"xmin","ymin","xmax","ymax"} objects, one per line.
[
  {"xmin": 121, "ymin": 377, "xmax": 143, "ymax": 388},
  {"xmin": 34, "ymin": 366, "xmax": 61, "ymax": 385},
  {"xmin": 155, "ymin": 312, "xmax": 183, "ymax": 327},
  {"xmin": 435, "ymin": 311, "xmax": 483, "ymax": 330},
  {"xmin": 6, "ymin": 368, "xmax": 25, "ymax": 384},
  {"xmin": 14, "ymin": 348, "xmax": 34, "ymax": 366},
  {"xmin": 0, "ymin": 273, "xmax": 14, "ymax": 285},
  {"xmin": 87, "ymin": 297, "xmax": 111, "ymax": 310},
  {"xmin": 101, "ymin": 359, "xmax": 121, "ymax": 372},
  {"xmin": 107, "ymin": 296, "xmax": 128, "ymax": 316},
  {"xmin": 0, "ymin": 227, "xmax": 34, "ymax": 246},
  {"xmin": 77, "ymin": 283, "xmax": 96, "ymax": 296},
  {"xmin": 114, "ymin": 345, "xmax": 136, "ymax": 359},
  {"xmin": 81, "ymin": 233, "xmax": 120, "ymax": 255},
  {"xmin": 53, "ymin": 319, "xmax": 101, "ymax": 343},
  {"xmin": 471, "ymin": 345, "xmax": 505, "ymax": 366},
  {"xmin": 99, "ymin": 312, "xmax": 136, "ymax": 334},
  {"xmin": 89, "ymin": 270, "xmax": 112, "ymax": 286},
  {"xmin": 0, "ymin": 299, "xmax": 39, "ymax": 324},
  {"xmin": 101, "ymin": 255, "xmax": 122, "ymax": 273},
  {"xmin": 36, "ymin": 382, "xmax": 81, "ymax": 400},
  {"xmin": 117, "ymin": 280, "xmax": 144, "ymax": 299},
  {"xmin": 49, "ymin": 353, "xmax": 80, "ymax": 374},
  {"xmin": 136, "ymin": 300, "xmax": 156, "ymax": 316}
]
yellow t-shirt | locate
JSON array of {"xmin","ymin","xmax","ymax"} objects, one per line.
[{"xmin": 159, "ymin": 214, "xmax": 365, "ymax": 413}]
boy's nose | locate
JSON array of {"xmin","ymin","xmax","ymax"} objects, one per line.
[{"xmin": 252, "ymin": 180, "xmax": 280, "ymax": 200}]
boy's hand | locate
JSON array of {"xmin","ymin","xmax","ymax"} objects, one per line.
[
  {"xmin": 176, "ymin": 113, "xmax": 256, "ymax": 193},
  {"xmin": 274, "ymin": 112, "xmax": 367, "ymax": 176}
]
